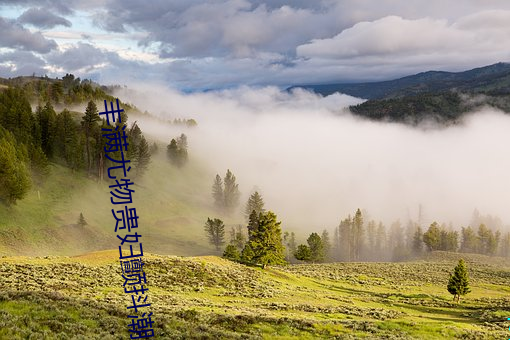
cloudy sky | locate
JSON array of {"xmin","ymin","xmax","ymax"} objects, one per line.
[{"xmin": 1, "ymin": 0, "xmax": 510, "ymax": 90}]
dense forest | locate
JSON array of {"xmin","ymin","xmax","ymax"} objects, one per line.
[{"xmin": 0, "ymin": 75, "xmax": 151, "ymax": 205}]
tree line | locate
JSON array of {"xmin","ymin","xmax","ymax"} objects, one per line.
[
  {"xmin": 295, "ymin": 210, "xmax": 510, "ymax": 263},
  {"xmin": 0, "ymin": 85, "xmax": 152, "ymax": 205}
]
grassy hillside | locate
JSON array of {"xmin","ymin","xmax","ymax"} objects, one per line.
[
  {"xmin": 0, "ymin": 251, "xmax": 509, "ymax": 339},
  {"xmin": 0, "ymin": 152, "xmax": 228, "ymax": 257}
]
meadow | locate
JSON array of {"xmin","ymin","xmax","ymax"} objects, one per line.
[{"xmin": 1, "ymin": 250, "xmax": 509, "ymax": 339}]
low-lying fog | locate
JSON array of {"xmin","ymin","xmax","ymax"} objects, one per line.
[{"xmin": 117, "ymin": 85, "xmax": 510, "ymax": 231}]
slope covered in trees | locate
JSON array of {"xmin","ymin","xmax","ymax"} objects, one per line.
[{"xmin": 290, "ymin": 62, "xmax": 510, "ymax": 124}]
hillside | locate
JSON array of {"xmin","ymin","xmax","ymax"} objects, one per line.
[
  {"xmin": 290, "ymin": 63, "xmax": 510, "ymax": 124},
  {"xmin": 290, "ymin": 63, "xmax": 510, "ymax": 100},
  {"xmin": 0, "ymin": 251, "xmax": 509, "ymax": 339},
  {"xmin": 0, "ymin": 151, "xmax": 222, "ymax": 257}
]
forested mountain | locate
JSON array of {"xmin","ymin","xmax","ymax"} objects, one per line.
[
  {"xmin": 290, "ymin": 62, "xmax": 510, "ymax": 124},
  {"xmin": 290, "ymin": 62, "xmax": 510, "ymax": 99}
]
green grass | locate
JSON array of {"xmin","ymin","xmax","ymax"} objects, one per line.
[
  {"xmin": 0, "ymin": 251, "xmax": 509, "ymax": 339},
  {"xmin": 0, "ymin": 153, "xmax": 225, "ymax": 257}
]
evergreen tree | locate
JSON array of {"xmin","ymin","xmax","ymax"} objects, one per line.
[
  {"xmin": 223, "ymin": 244, "xmax": 240, "ymax": 262},
  {"xmin": 204, "ymin": 218, "xmax": 225, "ymax": 251},
  {"xmin": 245, "ymin": 191, "xmax": 265, "ymax": 220},
  {"xmin": 477, "ymin": 224, "xmax": 498, "ymax": 255},
  {"xmin": 460, "ymin": 226, "xmax": 478, "ymax": 253},
  {"xmin": 307, "ymin": 232, "xmax": 325, "ymax": 263},
  {"xmin": 423, "ymin": 222, "xmax": 441, "ymax": 251},
  {"xmin": 499, "ymin": 232, "xmax": 510, "ymax": 258},
  {"xmin": 338, "ymin": 216, "xmax": 352, "ymax": 261},
  {"xmin": 229, "ymin": 225, "xmax": 246, "ymax": 251},
  {"xmin": 0, "ymin": 87, "xmax": 33, "ymax": 145},
  {"xmin": 447, "ymin": 259, "xmax": 471, "ymax": 303},
  {"xmin": 294, "ymin": 244, "xmax": 312, "ymax": 262},
  {"xmin": 150, "ymin": 141, "xmax": 159, "ymax": 155},
  {"xmin": 283, "ymin": 231, "xmax": 297, "ymax": 262},
  {"xmin": 81, "ymin": 101, "xmax": 100, "ymax": 173},
  {"xmin": 240, "ymin": 243, "xmax": 255, "ymax": 264},
  {"xmin": 55, "ymin": 109, "xmax": 81, "ymax": 168},
  {"xmin": 366, "ymin": 220, "xmax": 377, "ymax": 259},
  {"xmin": 167, "ymin": 139, "xmax": 179, "ymax": 165},
  {"xmin": 36, "ymin": 102, "xmax": 57, "ymax": 158},
  {"xmin": 245, "ymin": 211, "xmax": 286, "ymax": 268},
  {"xmin": 375, "ymin": 222, "xmax": 387, "ymax": 258},
  {"xmin": 78, "ymin": 212, "xmax": 87, "ymax": 226},
  {"xmin": 444, "ymin": 230, "xmax": 459, "ymax": 252},
  {"xmin": 412, "ymin": 226, "xmax": 423, "ymax": 254},
  {"xmin": 352, "ymin": 209, "xmax": 364, "ymax": 261},
  {"xmin": 134, "ymin": 136, "xmax": 151, "ymax": 178},
  {"xmin": 321, "ymin": 229, "xmax": 331, "ymax": 262},
  {"xmin": 212, "ymin": 174, "xmax": 224, "ymax": 211},
  {"xmin": 487, "ymin": 230, "xmax": 500, "ymax": 256},
  {"xmin": 166, "ymin": 134, "xmax": 188, "ymax": 167},
  {"xmin": 0, "ymin": 130, "xmax": 31, "ymax": 205},
  {"xmin": 223, "ymin": 169, "xmax": 240, "ymax": 214},
  {"xmin": 332, "ymin": 227, "xmax": 341, "ymax": 261},
  {"xmin": 247, "ymin": 210, "xmax": 259, "ymax": 241}
]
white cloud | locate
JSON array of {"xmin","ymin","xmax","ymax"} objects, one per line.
[{"xmin": 297, "ymin": 12, "xmax": 510, "ymax": 67}]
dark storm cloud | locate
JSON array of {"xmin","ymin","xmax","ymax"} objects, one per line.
[
  {"xmin": 0, "ymin": 16, "xmax": 57, "ymax": 53},
  {"xmin": 18, "ymin": 7, "xmax": 72, "ymax": 29}
]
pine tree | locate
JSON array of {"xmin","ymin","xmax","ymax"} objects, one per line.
[
  {"xmin": 376, "ymin": 222, "xmax": 387, "ymax": 259},
  {"xmin": 307, "ymin": 232, "xmax": 325, "ymax": 263},
  {"xmin": 500, "ymin": 232, "xmax": 510, "ymax": 258},
  {"xmin": 167, "ymin": 139, "xmax": 179, "ymax": 164},
  {"xmin": 0, "ymin": 130, "xmax": 31, "ymax": 205},
  {"xmin": 245, "ymin": 191, "xmax": 265, "ymax": 220},
  {"xmin": 247, "ymin": 210, "xmax": 259, "ymax": 241},
  {"xmin": 204, "ymin": 218, "xmax": 225, "ymax": 251},
  {"xmin": 78, "ymin": 212, "xmax": 87, "ymax": 226},
  {"xmin": 223, "ymin": 169, "xmax": 240, "ymax": 214},
  {"xmin": 332, "ymin": 227, "xmax": 341, "ymax": 261},
  {"xmin": 36, "ymin": 102, "xmax": 57, "ymax": 158},
  {"xmin": 134, "ymin": 136, "xmax": 151, "ymax": 178},
  {"xmin": 81, "ymin": 101, "xmax": 100, "ymax": 173},
  {"xmin": 366, "ymin": 220, "xmax": 377, "ymax": 259},
  {"xmin": 460, "ymin": 226, "xmax": 478, "ymax": 253},
  {"xmin": 283, "ymin": 231, "xmax": 297, "ymax": 262},
  {"xmin": 229, "ymin": 225, "xmax": 246, "ymax": 251},
  {"xmin": 321, "ymin": 230, "xmax": 331, "ymax": 262},
  {"xmin": 447, "ymin": 259, "xmax": 471, "ymax": 303},
  {"xmin": 423, "ymin": 222, "xmax": 441, "ymax": 251},
  {"xmin": 55, "ymin": 109, "xmax": 80, "ymax": 168},
  {"xmin": 223, "ymin": 244, "xmax": 240, "ymax": 262},
  {"xmin": 240, "ymin": 243, "xmax": 255, "ymax": 264},
  {"xmin": 245, "ymin": 211, "xmax": 286, "ymax": 268},
  {"xmin": 150, "ymin": 141, "xmax": 159, "ymax": 155},
  {"xmin": 352, "ymin": 209, "xmax": 364, "ymax": 261},
  {"xmin": 412, "ymin": 226, "xmax": 423, "ymax": 254},
  {"xmin": 294, "ymin": 244, "xmax": 312, "ymax": 262},
  {"xmin": 212, "ymin": 174, "xmax": 224, "ymax": 211},
  {"xmin": 166, "ymin": 134, "xmax": 188, "ymax": 167},
  {"xmin": 338, "ymin": 216, "xmax": 352, "ymax": 261}
]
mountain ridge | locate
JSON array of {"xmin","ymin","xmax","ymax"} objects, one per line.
[{"xmin": 289, "ymin": 62, "xmax": 510, "ymax": 100}]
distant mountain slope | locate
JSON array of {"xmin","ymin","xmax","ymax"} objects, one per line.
[{"xmin": 289, "ymin": 62, "xmax": 510, "ymax": 100}]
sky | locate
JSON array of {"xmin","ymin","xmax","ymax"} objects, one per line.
[{"xmin": 1, "ymin": 0, "xmax": 510, "ymax": 90}]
